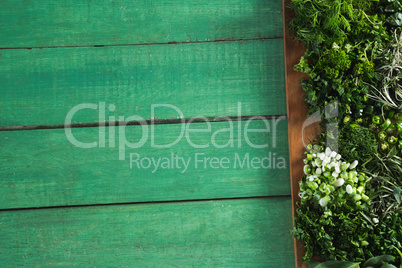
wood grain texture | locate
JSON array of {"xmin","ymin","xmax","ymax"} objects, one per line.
[
  {"xmin": 0, "ymin": 0, "xmax": 295, "ymax": 265},
  {"xmin": 0, "ymin": 0, "xmax": 283, "ymax": 48},
  {"xmin": 0, "ymin": 39, "xmax": 286, "ymax": 127},
  {"xmin": 0, "ymin": 120, "xmax": 290, "ymax": 209},
  {"xmin": 282, "ymin": 0, "xmax": 322, "ymax": 267},
  {"xmin": 0, "ymin": 197, "xmax": 294, "ymax": 267}
]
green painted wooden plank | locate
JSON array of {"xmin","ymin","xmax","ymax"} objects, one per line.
[
  {"xmin": 0, "ymin": 119, "xmax": 290, "ymax": 209},
  {"xmin": 0, "ymin": 197, "xmax": 295, "ymax": 267},
  {"xmin": 0, "ymin": 0, "xmax": 283, "ymax": 48},
  {"xmin": 0, "ymin": 39, "xmax": 286, "ymax": 127}
]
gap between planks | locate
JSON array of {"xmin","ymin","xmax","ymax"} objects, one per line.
[
  {"xmin": 0, "ymin": 36, "xmax": 282, "ymax": 50},
  {"xmin": 0, "ymin": 194, "xmax": 291, "ymax": 213},
  {"xmin": 0, "ymin": 114, "xmax": 287, "ymax": 132}
]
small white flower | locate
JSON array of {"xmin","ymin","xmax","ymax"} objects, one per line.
[
  {"xmin": 325, "ymin": 147, "xmax": 332, "ymax": 156},
  {"xmin": 332, "ymin": 42, "xmax": 340, "ymax": 51},
  {"xmin": 372, "ymin": 218, "xmax": 379, "ymax": 224},
  {"xmin": 333, "ymin": 178, "xmax": 345, "ymax": 187},
  {"xmin": 350, "ymin": 160, "xmax": 358, "ymax": 169},
  {"xmin": 346, "ymin": 184, "xmax": 353, "ymax": 194},
  {"xmin": 319, "ymin": 197, "xmax": 328, "ymax": 207}
]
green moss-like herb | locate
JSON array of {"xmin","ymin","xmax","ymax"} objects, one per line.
[{"xmin": 337, "ymin": 125, "xmax": 378, "ymax": 164}]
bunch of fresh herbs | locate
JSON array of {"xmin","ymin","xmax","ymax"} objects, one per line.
[
  {"xmin": 290, "ymin": 0, "xmax": 390, "ymax": 119},
  {"xmin": 290, "ymin": 0, "xmax": 402, "ymax": 263}
]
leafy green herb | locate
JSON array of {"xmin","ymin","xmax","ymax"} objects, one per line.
[
  {"xmin": 367, "ymin": 30, "xmax": 402, "ymax": 110},
  {"xmin": 314, "ymin": 254, "xmax": 401, "ymax": 268},
  {"xmin": 290, "ymin": 0, "xmax": 402, "ymax": 263},
  {"xmin": 315, "ymin": 261, "xmax": 360, "ymax": 268},
  {"xmin": 362, "ymin": 149, "xmax": 402, "ymax": 218},
  {"xmin": 289, "ymin": 0, "xmax": 390, "ymax": 120},
  {"xmin": 329, "ymin": 124, "xmax": 378, "ymax": 164}
]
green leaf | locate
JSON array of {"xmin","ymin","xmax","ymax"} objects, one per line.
[
  {"xmin": 380, "ymin": 264, "xmax": 397, "ymax": 268},
  {"xmin": 316, "ymin": 261, "xmax": 360, "ymax": 268},
  {"xmin": 393, "ymin": 187, "xmax": 401, "ymax": 204},
  {"xmin": 363, "ymin": 256, "xmax": 396, "ymax": 267},
  {"xmin": 309, "ymin": 260, "xmax": 322, "ymax": 268}
]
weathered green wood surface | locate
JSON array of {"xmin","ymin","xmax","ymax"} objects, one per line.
[
  {"xmin": 0, "ymin": 39, "xmax": 285, "ymax": 127},
  {"xmin": 0, "ymin": 197, "xmax": 295, "ymax": 267},
  {"xmin": 0, "ymin": 0, "xmax": 283, "ymax": 48},
  {"xmin": 0, "ymin": 0, "xmax": 295, "ymax": 266},
  {"xmin": 0, "ymin": 120, "xmax": 290, "ymax": 209}
]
